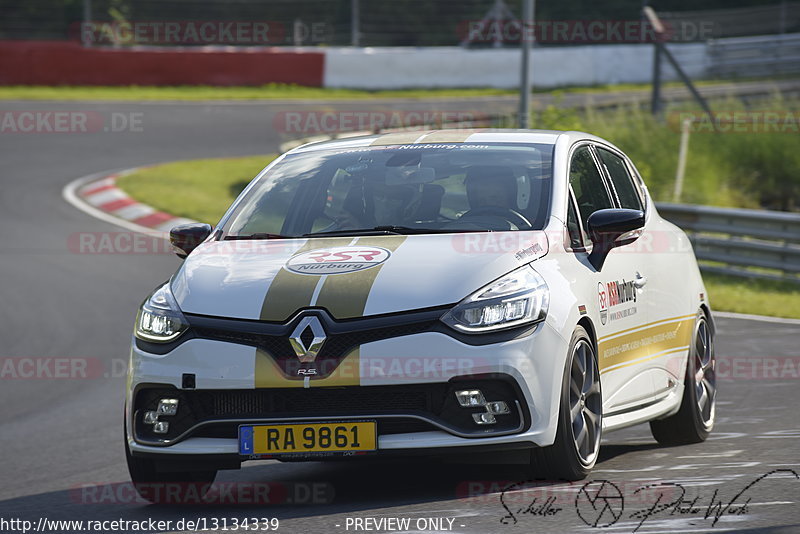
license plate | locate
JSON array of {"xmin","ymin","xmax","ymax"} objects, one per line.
[{"xmin": 238, "ymin": 421, "xmax": 377, "ymax": 456}]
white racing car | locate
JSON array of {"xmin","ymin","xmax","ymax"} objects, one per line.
[{"xmin": 126, "ymin": 129, "xmax": 716, "ymax": 501}]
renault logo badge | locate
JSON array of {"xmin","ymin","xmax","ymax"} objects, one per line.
[{"xmin": 289, "ymin": 316, "xmax": 326, "ymax": 363}]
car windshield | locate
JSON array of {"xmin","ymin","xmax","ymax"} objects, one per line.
[{"xmin": 221, "ymin": 142, "xmax": 554, "ymax": 238}]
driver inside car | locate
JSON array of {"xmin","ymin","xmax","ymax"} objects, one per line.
[
  {"xmin": 329, "ymin": 179, "xmax": 417, "ymax": 230},
  {"xmin": 371, "ymin": 181, "xmax": 416, "ymax": 226},
  {"xmin": 465, "ymin": 165, "xmax": 518, "ymax": 210}
]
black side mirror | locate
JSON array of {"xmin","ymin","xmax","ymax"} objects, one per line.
[
  {"xmin": 587, "ymin": 209, "xmax": 645, "ymax": 271},
  {"xmin": 169, "ymin": 223, "xmax": 212, "ymax": 259}
]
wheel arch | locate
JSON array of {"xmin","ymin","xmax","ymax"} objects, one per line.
[
  {"xmin": 699, "ymin": 303, "xmax": 715, "ymax": 335},
  {"xmin": 576, "ymin": 316, "xmax": 598, "ymax": 356}
]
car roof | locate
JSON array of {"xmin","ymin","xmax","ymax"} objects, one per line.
[{"xmin": 287, "ymin": 129, "xmax": 615, "ymax": 154}]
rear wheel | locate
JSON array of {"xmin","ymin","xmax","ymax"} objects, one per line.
[
  {"xmin": 125, "ymin": 417, "xmax": 217, "ymax": 504},
  {"xmin": 650, "ymin": 310, "xmax": 716, "ymax": 445},
  {"xmin": 529, "ymin": 326, "xmax": 602, "ymax": 480}
]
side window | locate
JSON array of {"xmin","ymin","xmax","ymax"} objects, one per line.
[
  {"xmin": 566, "ymin": 192, "xmax": 584, "ymax": 249},
  {"xmin": 569, "ymin": 146, "xmax": 613, "ymax": 232},
  {"xmin": 597, "ymin": 148, "xmax": 643, "ymax": 211}
]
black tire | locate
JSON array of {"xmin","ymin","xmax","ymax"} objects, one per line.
[
  {"xmin": 124, "ymin": 416, "xmax": 217, "ymax": 504},
  {"xmin": 529, "ymin": 326, "xmax": 602, "ymax": 481},
  {"xmin": 650, "ymin": 310, "xmax": 716, "ymax": 445}
]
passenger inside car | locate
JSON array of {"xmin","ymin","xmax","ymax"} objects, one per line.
[{"xmin": 458, "ymin": 165, "xmax": 533, "ymax": 230}]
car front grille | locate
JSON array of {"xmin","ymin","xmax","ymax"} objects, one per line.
[
  {"xmin": 193, "ymin": 321, "xmax": 438, "ymax": 362},
  {"xmin": 186, "ymin": 307, "xmax": 445, "ymax": 380},
  {"xmin": 202, "ymin": 385, "xmax": 445, "ymax": 416},
  {"xmin": 133, "ymin": 379, "xmax": 526, "ymax": 445}
]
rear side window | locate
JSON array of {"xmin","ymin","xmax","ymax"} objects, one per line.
[
  {"xmin": 569, "ymin": 146, "xmax": 613, "ymax": 232},
  {"xmin": 597, "ymin": 148, "xmax": 643, "ymax": 211}
]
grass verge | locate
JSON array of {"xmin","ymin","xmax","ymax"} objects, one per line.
[
  {"xmin": 115, "ymin": 155, "xmax": 277, "ymax": 224},
  {"xmin": 702, "ymin": 273, "xmax": 800, "ymax": 320},
  {"xmin": 0, "ymin": 79, "xmax": 759, "ymax": 101},
  {"xmin": 0, "ymin": 84, "xmax": 519, "ymax": 101},
  {"xmin": 530, "ymin": 95, "xmax": 800, "ymax": 211}
]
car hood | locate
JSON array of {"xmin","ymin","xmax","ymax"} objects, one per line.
[{"xmin": 171, "ymin": 232, "xmax": 549, "ymax": 321}]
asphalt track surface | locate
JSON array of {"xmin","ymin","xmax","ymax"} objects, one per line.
[{"xmin": 1, "ymin": 89, "xmax": 799, "ymax": 534}]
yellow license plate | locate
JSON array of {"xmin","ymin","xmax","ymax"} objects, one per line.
[{"xmin": 239, "ymin": 421, "xmax": 377, "ymax": 455}]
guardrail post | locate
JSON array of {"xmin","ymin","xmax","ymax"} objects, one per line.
[
  {"xmin": 518, "ymin": 0, "xmax": 534, "ymax": 129},
  {"xmin": 351, "ymin": 0, "xmax": 360, "ymax": 47},
  {"xmin": 82, "ymin": 0, "xmax": 92, "ymax": 47},
  {"xmin": 673, "ymin": 118, "xmax": 691, "ymax": 202}
]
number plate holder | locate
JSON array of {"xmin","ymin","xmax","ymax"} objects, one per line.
[{"xmin": 239, "ymin": 421, "xmax": 377, "ymax": 457}]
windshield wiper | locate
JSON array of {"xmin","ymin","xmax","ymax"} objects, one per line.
[
  {"xmin": 223, "ymin": 232, "xmax": 291, "ymax": 240},
  {"xmin": 303, "ymin": 226, "xmax": 490, "ymax": 237}
]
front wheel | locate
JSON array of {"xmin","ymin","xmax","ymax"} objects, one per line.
[
  {"xmin": 125, "ymin": 418, "xmax": 217, "ymax": 504},
  {"xmin": 650, "ymin": 310, "xmax": 716, "ymax": 445},
  {"xmin": 529, "ymin": 326, "xmax": 602, "ymax": 480}
]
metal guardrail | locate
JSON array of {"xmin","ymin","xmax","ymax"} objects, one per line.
[
  {"xmin": 656, "ymin": 202, "xmax": 800, "ymax": 283},
  {"xmin": 707, "ymin": 33, "xmax": 800, "ymax": 78}
]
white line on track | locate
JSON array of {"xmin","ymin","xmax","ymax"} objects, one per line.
[
  {"xmin": 713, "ymin": 311, "xmax": 800, "ymax": 325},
  {"xmin": 676, "ymin": 450, "xmax": 743, "ymax": 459}
]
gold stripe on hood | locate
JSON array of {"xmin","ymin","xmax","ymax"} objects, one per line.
[
  {"xmin": 313, "ymin": 235, "xmax": 407, "ymax": 319},
  {"xmin": 418, "ymin": 130, "xmax": 480, "ymax": 143},
  {"xmin": 259, "ymin": 237, "xmax": 354, "ymax": 322},
  {"xmin": 370, "ymin": 131, "xmax": 430, "ymax": 146}
]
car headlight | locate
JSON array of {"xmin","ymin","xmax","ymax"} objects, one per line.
[
  {"xmin": 135, "ymin": 282, "xmax": 188, "ymax": 342},
  {"xmin": 441, "ymin": 266, "xmax": 549, "ymax": 333}
]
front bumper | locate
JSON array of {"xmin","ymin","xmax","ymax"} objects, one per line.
[{"xmin": 127, "ymin": 312, "xmax": 569, "ymax": 460}]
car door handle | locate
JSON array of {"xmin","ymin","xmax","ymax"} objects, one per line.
[{"xmin": 634, "ymin": 272, "xmax": 647, "ymax": 288}]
